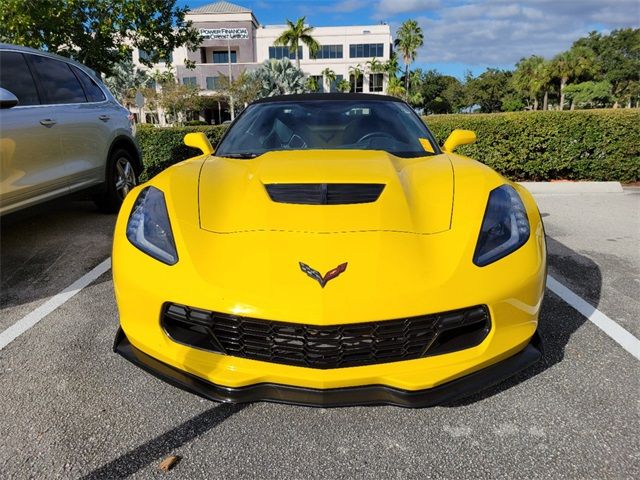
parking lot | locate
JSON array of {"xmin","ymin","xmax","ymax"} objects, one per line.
[{"xmin": 1, "ymin": 189, "xmax": 638, "ymax": 479}]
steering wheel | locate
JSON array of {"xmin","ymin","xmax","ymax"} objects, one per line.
[{"xmin": 356, "ymin": 131, "xmax": 396, "ymax": 145}]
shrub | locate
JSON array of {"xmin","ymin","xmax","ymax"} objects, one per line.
[
  {"xmin": 424, "ymin": 109, "xmax": 640, "ymax": 182},
  {"xmin": 136, "ymin": 124, "xmax": 227, "ymax": 181},
  {"xmin": 135, "ymin": 109, "xmax": 640, "ymax": 182}
]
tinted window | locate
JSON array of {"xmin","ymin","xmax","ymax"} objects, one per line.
[
  {"xmin": 71, "ymin": 65, "xmax": 106, "ymax": 102},
  {"xmin": 29, "ymin": 55, "xmax": 86, "ymax": 104},
  {"xmin": 216, "ymin": 100, "xmax": 438, "ymax": 158},
  {"xmin": 0, "ymin": 51, "xmax": 40, "ymax": 106}
]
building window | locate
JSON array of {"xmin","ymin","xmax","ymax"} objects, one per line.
[
  {"xmin": 349, "ymin": 43, "xmax": 383, "ymax": 58},
  {"xmin": 206, "ymin": 76, "xmax": 222, "ymax": 90},
  {"xmin": 182, "ymin": 77, "xmax": 197, "ymax": 86},
  {"xmin": 269, "ymin": 46, "xmax": 303, "ymax": 60},
  {"xmin": 315, "ymin": 45, "xmax": 343, "ymax": 59},
  {"xmin": 138, "ymin": 49, "xmax": 173, "ymax": 63},
  {"xmin": 330, "ymin": 74, "xmax": 343, "ymax": 93},
  {"xmin": 212, "ymin": 51, "xmax": 237, "ymax": 63},
  {"xmin": 369, "ymin": 73, "xmax": 384, "ymax": 92},
  {"xmin": 349, "ymin": 74, "xmax": 363, "ymax": 93}
]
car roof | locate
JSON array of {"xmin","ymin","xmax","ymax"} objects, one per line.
[
  {"xmin": 0, "ymin": 43, "xmax": 101, "ymax": 78},
  {"xmin": 252, "ymin": 93, "xmax": 406, "ymax": 104}
]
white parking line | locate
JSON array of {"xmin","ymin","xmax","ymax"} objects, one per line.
[
  {"xmin": 547, "ymin": 275, "xmax": 640, "ymax": 361},
  {"xmin": 1, "ymin": 259, "xmax": 638, "ymax": 362},
  {"xmin": 0, "ymin": 258, "xmax": 111, "ymax": 351}
]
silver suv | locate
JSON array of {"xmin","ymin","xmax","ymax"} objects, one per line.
[{"xmin": 0, "ymin": 44, "xmax": 141, "ymax": 215}]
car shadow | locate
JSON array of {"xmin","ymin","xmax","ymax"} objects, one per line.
[
  {"xmin": 444, "ymin": 235, "xmax": 600, "ymax": 406},
  {"xmin": 0, "ymin": 196, "xmax": 115, "ymax": 312}
]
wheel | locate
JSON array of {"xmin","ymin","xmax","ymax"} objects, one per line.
[{"xmin": 94, "ymin": 148, "xmax": 138, "ymax": 213}]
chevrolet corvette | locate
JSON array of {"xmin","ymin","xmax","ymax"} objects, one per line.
[{"xmin": 113, "ymin": 93, "xmax": 546, "ymax": 407}]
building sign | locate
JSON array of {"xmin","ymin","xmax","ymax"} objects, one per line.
[{"xmin": 199, "ymin": 28, "xmax": 249, "ymax": 40}]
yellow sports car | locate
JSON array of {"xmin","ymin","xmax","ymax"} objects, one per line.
[{"xmin": 113, "ymin": 94, "xmax": 546, "ymax": 407}]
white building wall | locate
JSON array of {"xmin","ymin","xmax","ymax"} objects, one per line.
[{"xmin": 255, "ymin": 24, "xmax": 391, "ymax": 93}]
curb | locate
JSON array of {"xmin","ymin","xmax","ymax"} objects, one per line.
[{"xmin": 518, "ymin": 181, "xmax": 623, "ymax": 194}]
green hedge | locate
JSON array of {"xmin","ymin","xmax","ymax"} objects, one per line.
[
  {"xmin": 136, "ymin": 124, "xmax": 227, "ymax": 181},
  {"xmin": 424, "ymin": 109, "xmax": 640, "ymax": 182},
  {"xmin": 136, "ymin": 109, "xmax": 640, "ymax": 182}
]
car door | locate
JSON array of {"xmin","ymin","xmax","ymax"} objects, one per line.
[
  {"xmin": 27, "ymin": 54, "xmax": 108, "ymax": 192},
  {"xmin": 0, "ymin": 50, "xmax": 67, "ymax": 214}
]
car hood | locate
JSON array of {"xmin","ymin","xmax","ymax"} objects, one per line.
[{"xmin": 198, "ymin": 150, "xmax": 454, "ymax": 234}]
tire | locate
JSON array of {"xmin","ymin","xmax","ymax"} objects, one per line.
[{"xmin": 94, "ymin": 148, "xmax": 138, "ymax": 213}]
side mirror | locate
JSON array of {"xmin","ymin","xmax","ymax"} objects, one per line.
[
  {"xmin": 183, "ymin": 132, "xmax": 213, "ymax": 155},
  {"xmin": 0, "ymin": 87, "xmax": 19, "ymax": 109},
  {"xmin": 442, "ymin": 129, "xmax": 476, "ymax": 153}
]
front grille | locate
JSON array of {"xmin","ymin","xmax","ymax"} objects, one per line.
[
  {"xmin": 265, "ymin": 183, "xmax": 385, "ymax": 205},
  {"xmin": 162, "ymin": 304, "xmax": 490, "ymax": 369}
]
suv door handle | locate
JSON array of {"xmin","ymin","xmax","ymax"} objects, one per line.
[
  {"xmin": 40, "ymin": 119, "xmax": 57, "ymax": 127},
  {"xmin": 98, "ymin": 115, "xmax": 111, "ymax": 122}
]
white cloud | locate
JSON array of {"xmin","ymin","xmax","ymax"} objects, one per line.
[
  {"xmin": 409, "ymin": 0, "xmax": 639, "ymax": 66},
  {"xmin": 374, "ymin": 0, "xmax": 441, "ymax": 17}
]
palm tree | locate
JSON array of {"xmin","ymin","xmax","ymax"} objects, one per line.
[
  {"xmin": 394, "ymin": 20, "xmax": 424, "ymax": 97},
  {"xmin": 386, "ymin": 77, "xmax": 405, "ymax": 98},
  {"xmin": 552, "ymin": 47, "xmax": 596, "ymax": 110},
  {"xmin": 349, "ymin": 64, "xmax": 363, "ymax": 92},
  {"xmin": 274, "ymin": 17, "xmax": 320, "ymax": 70},
  {"xmin": 321, "ymin": 67, "xmax": 336, "ymax": 93},
  {"xmin": 366, "ymin": 57, "xmax": 384, "ymax": 74},
  {"xmin": 384, "ymin": 52, "xmax": 400, "ymax": 80},
  {"xmin": 512, "ymin": 55, "xmax": 545, "ymax": 110},
  {"xmin": 250, "ymin": 59, "xmax": 306, "ymax": 98},
  {"xmin": 305, "ymin": 76, "xmax": 319, "ymax": 92},
  {"xmin": 336, "ymin": 79, "xmax": 351, "ymax": 93}
]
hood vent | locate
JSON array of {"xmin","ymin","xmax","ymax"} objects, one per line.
[{"xmin": 265, "ymin": 183, "xmax": 385, "ymax": 205}]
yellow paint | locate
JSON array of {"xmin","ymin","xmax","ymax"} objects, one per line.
[
  {"xmin": 113, "ymin": 148, "xmax": 546, "ymax": 391},
  {"xmin": 419, "ymin": 137, "xmax": 435, "ymax": 153},
  {"xmin": 442, "ymin": 129, "xmax": 477, "ymax": 153},
  {"xmin": 183, "ymin": 132, "xmax": 213, "ymax": 155}
]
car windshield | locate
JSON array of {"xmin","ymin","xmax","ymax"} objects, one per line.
[{"xmin": 215, "ymin": 99, "xmax": 438, "ymax": 159}]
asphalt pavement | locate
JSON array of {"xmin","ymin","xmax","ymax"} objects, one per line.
[{"xmin": 0, "ymin": 189, "xmax": 638, "ymax": 479}]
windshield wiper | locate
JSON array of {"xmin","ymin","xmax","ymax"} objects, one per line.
[{"xmin": 217, "ymin": 152, "xmax": 261, "ymax": 159}]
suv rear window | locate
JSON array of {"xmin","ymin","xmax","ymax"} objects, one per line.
[
  {"xmin": 71, "ymin": 65, "xmax": 106, "ymax": 102},
  {"xmin": 29, "ymin": 55, "xmax": 87, "ymax": 104},
  {"xmin": 0, "ymin": 51, "xmax": 40, "ymax": 106}
]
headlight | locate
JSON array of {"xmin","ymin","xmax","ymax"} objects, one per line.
[
  {"xmin": 473, "ymin": 185, "xmax": 530, "ymax": 266},
  {"xmin": 126, "ymin": 186, "xmax": 178, "ymax": 265}
]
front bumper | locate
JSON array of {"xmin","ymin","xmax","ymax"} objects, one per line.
[{"xmin": 113, "ymin": 327, "xmax": 542, "ymax": 408}]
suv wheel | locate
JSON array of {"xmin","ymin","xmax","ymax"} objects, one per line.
[{"xmin": 94, "ymin": 149, "xmax": 138, "ymax": 213}]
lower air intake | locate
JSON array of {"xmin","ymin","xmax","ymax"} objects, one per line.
[{"xmin": 162, "ymin": 304, "xmax": 491, "ymax": 369}]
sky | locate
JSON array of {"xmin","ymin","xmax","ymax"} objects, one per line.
[{"xmin": 181, "ymin": 0, "xmax": 640, "ymax": 78}]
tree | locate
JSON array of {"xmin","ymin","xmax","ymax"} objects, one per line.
[
  {"xmin": 575, "ymin": 28, "xmax": 640, "ymax": 107},
  {"xmin": 305, "ymin": 76, "xmax": 320, "ymax": 92},
  {"xmin": 273, "ymin": 17, "xmax": 320, "ymax": 70},
  {"xmin": 218, "ymin": 72, "xmax": 262, "ymax": 113},
  {"xmin": 250, "ymin": 59, "xmax": 306, "ymax": 97},
  {"xmin": 336, "ymin": 79, "xmax": 351, "ymax": 93},
  {"xmin": 394, "ymin": 20, "xmax": 424, "ymax": 97},
  {"xmin": 0, "ymin": 0, "xmax": 200, "ymax": 76},
  {"xmin": 386, "ymin": 77, "xmax": 406, "ymax": 98},
  {"xmin": 384, "ymin": 52, "xmax": 401, "ymax": 80},
  {"xmin": 321, "ymin": 67, "xmax": 337, "ymax": 93},
  {"xmin": 348, "ymin": 64, "xmax": 363, "ymax": 92},
  {"xmin": 465, "ymin": 69, "xmax": 513, "ymax": 113},
  {"xmin": 366, "ymin": 58, "xmax": 385, "ymax": 74},
  {"xmin": 564, "ymin": 81, "xmax": 614, "ymax": 108},
  {"xmin": 104, "ymin": 58, "xmax": 151, "ymax": 107},
  {"xmin": 512, "ymin": 55, "xmax": 546, "ymax": 110},
  {"xmin": 420, "ymin": 70, "xmax": 465, "ymax": 113},
  {"xmin": 551, "ymin": 46, "xmax": 597, "ymax": 110}
]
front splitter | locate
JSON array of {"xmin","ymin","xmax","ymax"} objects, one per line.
[{"xmin": 113, "ymin": 328, "xmax": 542, "ymax": 408}]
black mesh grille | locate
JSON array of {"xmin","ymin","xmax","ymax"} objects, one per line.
[
  {"xmin": 162, "ymin": 304, "xmax": 490, "ymax": 369},
  {"xmin": 265, "ymin": 183, "xmax": 385, "ymax": 205}
]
